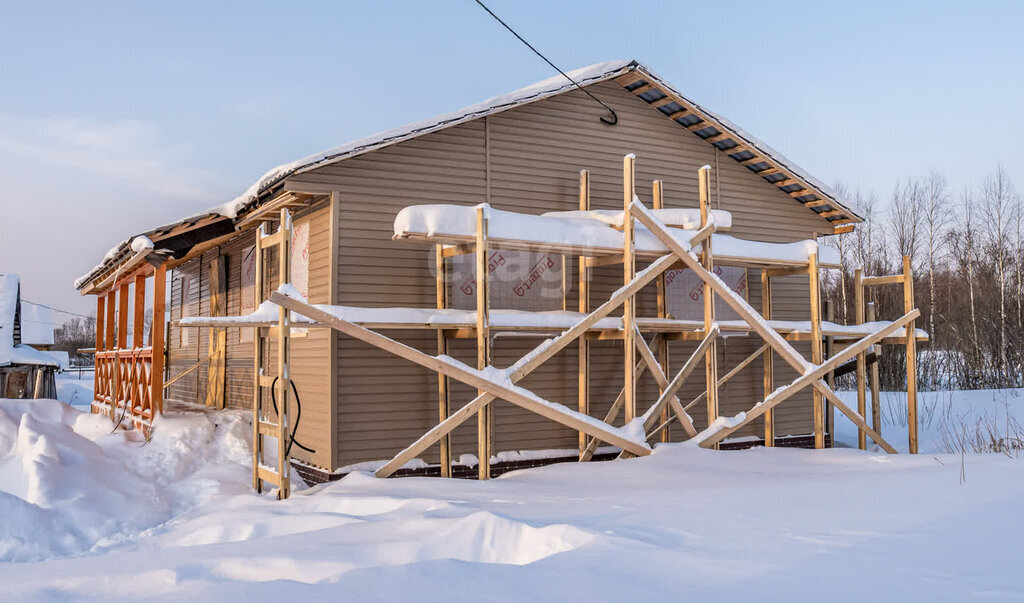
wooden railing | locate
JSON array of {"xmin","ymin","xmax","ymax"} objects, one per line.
[{"xmin": 93, "ymin": 347, "xmax": 158, "ymax": 432}]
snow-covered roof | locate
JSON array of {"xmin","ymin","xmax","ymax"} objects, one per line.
[
  {"xmin": 77, "ymin": 59, "xmax": 853, "ymax": 291},
  {"xmin": 19, "ymin": 302, "xmax": 54, "ymax": 347},
  {"xmin": 0, "ymin": 275, "xmax": 60, "ymax": 369},
  {"xmin": 0, "ymin": 274, "xmax": 18, "ymax": 349}
]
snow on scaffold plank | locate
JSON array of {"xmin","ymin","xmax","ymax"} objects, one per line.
[{"xmin": 393, "ymin": 204, "xmax": 840, "ymax": 266}]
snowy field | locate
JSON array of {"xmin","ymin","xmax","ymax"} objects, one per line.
[{"xmin": 0, "ymin": 387, "xmax": 1022, "ymax": 601}]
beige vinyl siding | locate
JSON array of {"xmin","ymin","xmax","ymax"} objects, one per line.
[
  {"xmin": 287, "ymin": 80, "xmax": 835, "ymax": 469},
  {"xmin": 164, "ymin": 199, "xmax": 335, "ymax": 469}
]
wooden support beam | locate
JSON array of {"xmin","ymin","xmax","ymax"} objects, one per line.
[
  {"xmin": 205, "ymin": 255, "xmax": 227, "ymax": 409},
  {"xmin": 643, "ymin": 337, "xmax": 765, "ymax": 442},
  {"xmin": 653, "ymin": 179, "xmax": 670, "ymax": 443},
  {"xmin": 275, "ymin": 207, "xmax": 292, "ymax": 500},
  {"xmin": 578, "ymin": 169, "xmax": 590, "ymax": 456},
  {"xmin": 862, "ymin": 274, "xmax": 905, "ymax": 287},
  {"xmin": 581, "ymin": 356, "xmax": 650, "ymax": 462},
  {"xmin": 825, "ymin": 299, "xmax": 836, "ymax": 443},
  {"xmin": 132, "ymin": 274, "xmax": 146, "ymax": 350},
  {"xmin": 162, "ymin": 353, "xmax": 212, "ymax": 389},
  {"xmin": 855, "ymin": 268, "xmax": 867, "ymax": 450},
  {"xmin": 252, "ymin": 223, "xmax": 265, "ymax": 493},
  {"xmin": 436, "ymin": 245, "xmax": 451, "ymax": 477},
  {"xmin": 704, "ymin": 133, "xmax": 732, "ymax": 144},
  {"xmin": 809, "ymin": 252, "xmax": 824, "ymax": 449},
  {"xmin": 686, "ymin": 121, "xmax": 712, "ymax": 132},
  {"xmin": 623, "ymin": 154, "xmax": 637, "ymax": 423},
  {"xmin": 903, "ymin": 255, "xmax": 918, "ymax": 454},
  {"xmin": 614, "ymin": 71, "xmax": 644, "ymax": 86},
  {"xmin": 650, "ymin": 96, "xmax": 676, "ymax": 109},
  {"xmin": 686, "ymin": 343, "xmax": 769, "ymax": 412},
  {"xmin": 667, "ymin": 109, "xmax": 692, "ymax": 120},
  {"xmin": 640, "ymin": 326, "xmax": 719, "ymax": 435},
  {"xmin": 699, "ymin": 165, "xmax": 719, "ymax": 441},
  {"xmin": 475, "ymin": 206, "xmax": 492, "ymax": 480},
  {"xmin": 867, "ymin": 302, "xmax": 882, "ymax": 438},
  {"xmin": 761, "ymin": 270, "xmax": 774, "ymax": 446},
  {"xmin": 633, "ymin": 325, "xmax": 699, "ymax": 437},
  {"xmin": 270, "ymin": 291, "xmax": 653, "ymax": 458},
  {"xmin": 151, "ymin": 264, "xmax": 166, "ymax": 415}
]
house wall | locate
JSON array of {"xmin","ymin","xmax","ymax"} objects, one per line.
[
  {"xmin": 285, "ymin": 80, "xmax": 833, "ymax": 471},
  {"xmin": 165, "ymin": 199, "xmax": 335, "ymax": 469}
]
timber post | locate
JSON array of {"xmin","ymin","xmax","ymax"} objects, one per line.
[
  {"xmin": 435, "ymin": 244, "xmax": 451, "ymax": 477},
  {"xmin": 653, "ymin": 179, "xmax": 671, "ymax": 443},
  {"xmin": 623, "ymin": 154, "xmax": 637, "ymax": 422},
  {"xmin": 475, "ymin": 205, "xmax": 492, "ymax": 480},
  {"xmin": 578, "ymin": 169, "xmax": 590, "ymax": 456},
  {"xmin": 698, "ymin": 165, "xmax": 718, "ymax": 442},
  {"xmin": 808, "ymin": 250, "xmax": 823, "ymax": 449},
  {"xmin": 867, "ymin": 301, "xmax": 881, "ymax": 438},
  {"xmin": 903, "ymin": 255, "xmax": 918, "ymax": 454},
  {"xmin": 151, "ymin": 264, "xmax": 166, "ymax": 416},
  {"xmin": 854, "ymin": 268, "xmax": 867, "ymax": 450},
  {"xmin": 761, "ymin": 269, "xmax": 774, "ymax": 446}
]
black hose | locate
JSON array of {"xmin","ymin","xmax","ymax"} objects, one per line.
[{"xmin": 270, "ymin": 376, "xmax": 316, "ymax": 456}]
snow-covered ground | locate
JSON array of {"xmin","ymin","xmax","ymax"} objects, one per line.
[
  {"xmin": 0, "ymin": 390, "xmax": 1022, "ymax": 601},
  {"xmin": 55, "ymin": 370, "xmax": 94, "ymax": 410}
]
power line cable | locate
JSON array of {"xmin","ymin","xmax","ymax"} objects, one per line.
[
  {"xmin": 21, "ymin": 299, "xmax": 94, "ymax": 320},
  {"xmin": 472, "ymin": 0, "xmax": 618, "ymax": 126}
]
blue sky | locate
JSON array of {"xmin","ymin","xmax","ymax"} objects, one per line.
[{"xmin": 1, "ymin": 0, "xmax": 1021, "ymax": 315}]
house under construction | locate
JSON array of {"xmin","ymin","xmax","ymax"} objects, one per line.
[{"xmin": 74, "ymin": 60, "xmax": 926, "ymax": 497}]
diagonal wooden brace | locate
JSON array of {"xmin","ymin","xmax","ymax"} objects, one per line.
[
  {"xmin": 647, "ymin": 342, "xmax": 768, "ymax": 440},
  {"xmin": 631, "ymin": 200, "xmax": 911, "ymax": 453},
  {"xmin": 632, "ymin": 325, "xmax": 700, "ymax": 438},
  {"xmin": 639, "ymin": 324, "xmax": 719, "ymax": 435},
  {"xmin": 698, "ymin": 310, "xmax": 917, "ymax": 450},
  {"xmin": 270, "ymin": 291, "xmax": 654, "ymax": 465},
  {"xmin": 373, "ymin": 254, "xmax": 678, "ymax": 477}
]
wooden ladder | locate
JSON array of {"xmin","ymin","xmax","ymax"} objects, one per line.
[{"xmin": 252, "ymin": 208, "xmax": 293, "ymax": 499}]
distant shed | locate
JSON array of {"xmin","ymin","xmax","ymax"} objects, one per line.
[{"xmin": 0, "ymin": 275, "xmax": 61, "ymax": 399}]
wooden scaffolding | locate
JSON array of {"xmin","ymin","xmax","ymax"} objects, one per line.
[{"xmin": 183, "ymin": 154, "xmax": 925, "ymax": 498}]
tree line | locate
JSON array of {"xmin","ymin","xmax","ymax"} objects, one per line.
[{"xmin": 823, "ymin": 165, "xmax": 1021, "ymax": 391}]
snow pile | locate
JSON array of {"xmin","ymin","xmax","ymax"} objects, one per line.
[
  {"xmin": 129, "ymin": 235, "xmax": 154, "ymax": 254},
  {"xmin": 0, "ymin": 399, "xmax": 261, "ymax": 562}
]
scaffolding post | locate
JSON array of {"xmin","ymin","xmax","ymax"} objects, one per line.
[
  {"xmin": 435, "ymin": 245, "xmax": 451, "ymax": 477},
  {"xmin": 475, "ymin": 206, "xmax": 492, "ymax": 480},
  {"xmin": 854, "ymin": 268, "xmax": 867, "ymax": 450},
  {"xmin": 825, "ymin": 299, "xmax": 835, "ymax": 444},
  {"xmin": 761, "ymin": 269, "xmax": 774, "ymax": 446},
  {"xmin": 623, "ymin": 154, "xmax": 637, "ymax": 423},
  {"xmin": 903, "ymin": 255, "xmax": 918, "ymax": 454},
  {"xmin": 809, "ymin": 250, "xmax": 824, "ymax": 449},
  {"xmin": 699, "ymin": 165, "xmax": 718, "ymax": 444},
  {"xmin": 653, "ymin": 179, "xmax": 671, "ymax": 443},
  {"xmin": 867, "ymin": 301, "xmax": 882, "ymax": 439},
  {"xmin": 578, "ymin": 169, "xmax": 590, "ymax": 457}
]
